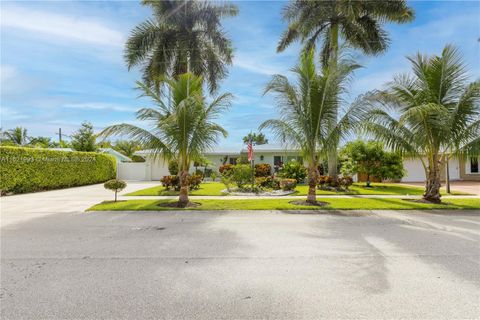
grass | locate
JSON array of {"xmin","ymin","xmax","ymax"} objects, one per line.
[
  {"xmin": 125, "ymin": 181, "xmax": 226, "ymax": 196},
  {"xmin": 125, "ymin": 181, "xmax": 466, "ymax": 197},
  {"xmin": 88, "ymin": 198, "xmax": 480, "ymax": 211}
]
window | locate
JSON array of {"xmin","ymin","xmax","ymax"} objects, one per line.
[
  {"xmin": 471, "ymin": 157, "xmax": 479, "ymax": 173},
  {"xmin": 229, "ymin": 157, "xmax": 237, "ymax": 165},
  {"xmin": 274, "ymin": 156, "xmax": 282, "ymax": 166}
]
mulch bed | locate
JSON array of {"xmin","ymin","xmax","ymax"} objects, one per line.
[
  {"xmin": 157, "ymin": 201, "xmax": 201, "ymax": 208},
  {"xmin": 289, "ymin": 200, "xmax": 330, "ymax": 207}
]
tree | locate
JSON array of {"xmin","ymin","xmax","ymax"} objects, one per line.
[
  {"xmin": 100, "ymin": 73, "xmax": 232, "ymax": 207},
  {"xmin": 362, "ymin": 45, "xmax": 480, "ymax": 202},
  {"xmin": 242, "ymin": 132, "xmax": 268, "ymax": 145},
  {"xmin": 71, "ymin": 122, "xmax": 97, "ymax": 152},
  {"xmin": 113, "ymin": 140, "xmax": 141, "ymax": 158},
  {"xmin": 277, "ymin": 0, "xmax": 414, "ymax": 176},
  {"xmin": 259, "ymin": 50, "xmax": 363, "ymax": 203},
  {"xmin": 29, "ymin": 136, "xmax": 58, "ymax": 148},
  {"xmin": 340, "ymin": 140, "xmax": 404, "ymax": 187},
  {"xmin": 125, "ymin": 0, "xmax": 238, "ymax": 93},
  {"xmin": 1, "ymin": 127, "xmax": 30, "ymax": 146}
]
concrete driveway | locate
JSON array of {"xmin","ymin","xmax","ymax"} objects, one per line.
[
  {"xmin": 1, "ymin": 195, "xmax": 479, "ymax": 319},
  {"xmin": 400, "ymin": 181, "xmax": 480, "ymax": 196}
]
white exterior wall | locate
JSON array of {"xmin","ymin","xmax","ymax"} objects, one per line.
[
  {"xmin": 117, "ymin": 162, "xmax": 148, "ymax": 181},
  {"xmin": 149, "ymin": 156, "xmax": 170, "ymax": 180},
  {"xmin": 401, "ymin": 157, "xmax": 460, "ymax": 182}
]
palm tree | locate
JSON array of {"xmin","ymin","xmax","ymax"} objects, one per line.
[
  {"xmin": 2, "ymin": 127, "xmax": 29, "ymax": 146},
  {"xmin": 113, "ymin": 140, "xmax": 141, "ymax": 158},
  {"xmin": 362, "ymin": 45, "xmax": 480, "ymax": 203},
  {"xmin": 260, "ymin": 50, "xmax": 363, "ymax": 203},
  {"xmin": 277, "ymin": 0, "xmax": 414, "ymax": 176},
  {"xmin": 100, "ymin": 73, "xmax": 232, "ymax": 206},
  {"xmin": 125, "ymin": 0, "xmax": 238, "ymax": 93}
]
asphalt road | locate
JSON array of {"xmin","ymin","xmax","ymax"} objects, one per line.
[{"xmin": 1, "ymin": 208, "xmax": 479, "ymax": 319}]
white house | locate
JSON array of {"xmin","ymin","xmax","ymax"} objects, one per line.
[{"xmin": 119, "ymin": 144, "xmax": 480, "ymax": 182}]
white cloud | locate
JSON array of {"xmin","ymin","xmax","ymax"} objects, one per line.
[
  {"xmin": 1, "ymin": 6, "xmax": 125, "ymax": 47},
  {"xmin": 63, "ymin": 102, "xmax": 137, "ymax": 113},
  {"xmin": 0, "ymin": 106, "xmax": 28, "ymax": 121}
]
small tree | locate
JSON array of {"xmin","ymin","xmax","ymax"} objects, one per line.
[
  {"xmin": 104, "ymin": 179, "xmax": 127, "ymax": 202},
  {"xmin": 341, "ymin": 140, "xmax": 404, "ymax": 187},
  {"xmin": 71, "ymin": 122, "xmax": 97, "ymax": 152},
  {"xmin": 243, "ymin": 132, "xmax": 268, "ymax": 145}
]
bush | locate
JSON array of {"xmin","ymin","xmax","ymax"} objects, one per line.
[
  {"xmin": 219, "ymin": 164, "xmax": 234, "ymax": 176},
  {"xmin": 255, "ymin": 176, "xmax": 280, "ymax": 190},
  {"xmin": 221, "ymin": 174, "xmax": 234, "ymax": 192},
  {"xmin": 279, "ymin": 178, "xmax": 297, "ymax": 191},
  {"xmin": 0, "ymin": 146, "xmax": 116, "ymax": 195},
  {"xmin": 339, "ymin": 176, "xmax": 353, "ymax": 190},
  {"xmin": 160, "ymin": 175, "xmax": 180, "ymax": 190},
  {"xmin": 236, "ymin": 156, "xmax": 250, "ymax": 165},
  {"xmin": 187, "ymin": 174, "xmax": 202, "ymax": 190},
  {"xmin": 277, "ymin": 160, "xmax": 307, "ymax": 183},
  {"xmin": 104, "ymin": 179, "xmax": 127, "ymax": 202},
  {"xmin": 168, "ymin": 161, "xmax": 179, "ymax": 175},
  {"xmin": 232, "ymin": 164, "xmax": 254, "ymax": 188},
  {"xmin": 255, "ymin": 163, "xmax": 271, "ymax": 177},
  {"xmin": 210, "ymin": 172, "xmax": 217, "ymax": 182}
]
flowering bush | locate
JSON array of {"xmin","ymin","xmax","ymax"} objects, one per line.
[
  {"xmin": 279, "ymin": 178, "xmax": 297, "ymax": 191},
  {"xmin": 254, "ymin": 163, "xmax": 271, "ymax": 177},
  {"xmin": 187, "ymin": 174, "xmax": 202, "ymax": 190}
]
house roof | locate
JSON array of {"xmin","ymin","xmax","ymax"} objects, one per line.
[
  {"xmin": 99, "ymin": 148, "xmax": 132, "ymax": 162},
  {"xmin": 240, "ymin": 143, "xmax": 300, "ymax": 153}
]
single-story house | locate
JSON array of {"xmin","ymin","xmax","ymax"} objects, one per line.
[
  {"xmin": 47, "ymin": 147, "xmax": 132, "ymax": 163},
  {"xmin": 122, "ymin": 144, "xmax": 480, "ymax": 182}
]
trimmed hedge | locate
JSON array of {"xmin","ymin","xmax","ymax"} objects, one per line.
[{"xmin": 0, "ymin": 147, "xmax": 116, "ymax": 194}]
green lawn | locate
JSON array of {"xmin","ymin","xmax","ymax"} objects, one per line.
[
  {"xmin": 88, "ymin": 198, "xmax": 480, "ymax": 211},
  {"xmin": 126, "ymin": 181, "xmax": 466, "ymax": 196}
]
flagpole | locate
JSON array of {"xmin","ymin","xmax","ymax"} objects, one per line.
[{"xmin": 249, "ymin": 139, "xmax": 255, "ymax": 189}]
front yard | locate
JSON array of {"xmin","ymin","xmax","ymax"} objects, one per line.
[
  {"xmin": 125, "ymin": 181, "xmax": 467, "ymax": 197},
  {"xmin": 89, "ymin": 197, "xmax": 480, "ymax": 211}
]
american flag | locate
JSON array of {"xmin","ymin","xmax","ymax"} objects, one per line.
[{"xmin": 247, "ymin": 141, "xmax": 254, "ymax": 162}]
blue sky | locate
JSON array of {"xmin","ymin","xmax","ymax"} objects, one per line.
[{"xmin": 1, "ymin": 0, "xmax": 479, "ymax": 149}]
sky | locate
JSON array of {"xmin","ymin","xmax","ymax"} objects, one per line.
[{"xmin": 1, "ymin": 0, "xmax": 479, "ymax": 149}]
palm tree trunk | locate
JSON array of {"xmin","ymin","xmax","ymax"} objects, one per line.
[
  {"xmin": 178, "ymin": 170, "xmax": 189, "ymax": 207},
  {"xmin": 424, "ymin": 154, "xmax": 442, "ymax": 203},
  {"xmin": 307, "ymin": 163, "xmax": 317, "ymax": 203},
  {"xmin": 327, "ymin": 22, "xmax": 339, "ymax": 177}
]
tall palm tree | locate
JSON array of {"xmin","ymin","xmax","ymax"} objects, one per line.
[
  {"xmin": 101, "ymin": 73, "xmax": 232, "ymax": 206},
  {"xmin": 2, "ymin": 127, "xmax": 29, "ymax": 146},
  {"xmin": 260, "ymin": 50, "xmax": 363, "ymax": 203},
  {"xmin": 362, "ymin": 45, "xmax": 480, "ymax": 203},
  {"xmin": 277, "ymin": 0, "xmax": 414, "ymax": 176},
  {"xmin": 113, "ymin": 140, "xmax": 141, "ymax": 158},
  {"xmin": 125, "ymin": 0, "xmax": 238, "ymax": 93}
]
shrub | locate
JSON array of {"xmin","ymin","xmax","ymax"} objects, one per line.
[
  {"xmin": 104, "ymin": 179, "xmax": 127, "ymax": 202},
  {"xmin": 221, "ymin": 174, "xmax": 234, "ymax": 192},
  {"xmin": 236, "ymin": 156, "xmax": 250, "ymax": 165},
  {"xmin": 0, "ymin": 146, "xmax": 116, "ymax": 195},
  {"xmin": 187, "ymin": 174, "xmax": 202, "ymax": 190},
  {"xmin": 219, "ymin": 164, "xmax": 234, "ymax": 176},
  {"xmin": 255, "ymin": 176, "xmax": 280, "ymax": 190},
  {"xmin": 255, "ymin": 163, "xmax": 271, "ymax": 177},
  {"xmin": 339, "ymin": 176, "xmax": 353, "ymax": 190},
  {"xmin": 168, "ymin": 161, "xmax": 179, "ymax": 175},
  {"xmin": 277, "ymin": 160, "xmax": 307, "ymax": 183},
  {"xmin": 279, "ymin": 178, "xmax": 297, "ymax": 191},
  {"xmin": 232, "ymin": 164, "xmax": 254, "ymax": 188},
  {"xmin": 160, "ymin": 175, "xmax": 180, "ymax": 190},
  {"xmin": 131, "ymin": 155, "xmax": 145, "ymax": 163},
  {"xmin": 210, "ymin": 172, "xmax": 217, "ymax": 182}
]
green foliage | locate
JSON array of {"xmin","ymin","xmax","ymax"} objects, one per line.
[
  {"xmin": 236, "ymin": 156, "xmax": 250, "ymax": 165},
  {"xmin": 231, "ymin": 164, "xmax": 254, "ymax": 188},
  {"xmin": 278, "ymin": 160, "xmax": 307, "ymax": 183},
  {"xmin": 104, "ymin": 179, "xmax": 127, "ymax": 202},
  {"xmin": 71, "ymin": 122, "xmax": 97, "ymax": 152},
  {"xmin": 210, "ymin": 172, "xmax": 218, "ymax": 182},
  {"xmin": 168, "ymin": 161, "xmax": 179, "ymax": 175},
  {"xmin": 279, "ymin": 178, "xmax": 297, "ymax": 191},
  {"xmin": 113, "ymin": 140, "xmax": 141, "ymax": 158},
  {"xmin": 160, "ymin": 175, "xmax": 180, "ymax": 191},
  {"xmin": 131, "ymin": 155, "xmax": 145, "ymax": 163},
  {"xmin": 221, "ymin": 174, "xmax": 234, "ymax": 192},
  {"xmin": 255, "ymin": 176, "xmax": 280, "ymax": 190},
  {"xmin": 125, "ymin": 0, "xmax": 238, "ymax": 93},
  {"xmin": 254, "ymin": 163, "xmax": 271, "ymax": 177},
  {"xmin": 0, "ymin": 146, "xmax": 116, "ymax": 195},
  {"xmin": 340, "ymin": 140, "xmax": 404, "ymax": 185},
  {"xmin": 1, "ymin": 127, "xmax": 30, "ymax": 146},
  {"xmin": 243, "ymin": 132, "xmax": 268, "ymax": 145},
  {"xmin": 187, "ymin": 174, "xmax": 203, "ymax": 190}
]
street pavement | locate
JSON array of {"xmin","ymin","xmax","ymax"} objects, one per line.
[{"xmin": 1, "ymin": 199, "xmax": 479, "ymax": 319}]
